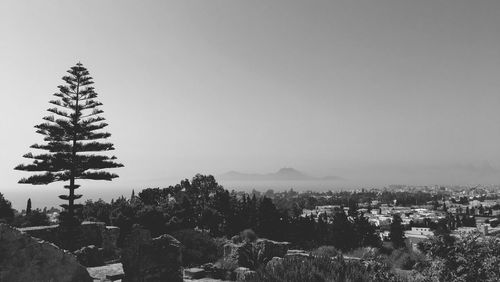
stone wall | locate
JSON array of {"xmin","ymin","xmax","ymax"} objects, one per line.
[
  {"xmin": 0, "ymin": 223, "xmax": 92, "ymax": 282},
  {"xmin": 19, "ymin": 221, "xmax": 119, "ymax": 258}
]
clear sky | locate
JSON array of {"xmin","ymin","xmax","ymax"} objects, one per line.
[{"xmin": 1, "ymin": 1, "xmax": 500, "ymax": 209}]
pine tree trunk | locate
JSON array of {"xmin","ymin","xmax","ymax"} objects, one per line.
[{"xmin": 66, "ymin": 74, "xmax": 80, "ymax": 226}]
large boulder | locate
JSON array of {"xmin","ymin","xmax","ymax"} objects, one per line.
[
  {"xmin": 255, "ymin": 239, "xmax": 289, "ymax": 263},
  {"xmin": 223, "ymin": 238, "xmax": 290, "ymax": 269},
  {"xmin": 87, "ymin": 263, "xmax": 124, "ymax": 281},
  {"xmin": 121, "ymin": 225, "xmax": 182, "ymax": 282},
  {"xmin": 0, "ymin": 223, "xmax": 92, "ymax": 282},
  {"xmin": 223, "ymin": 242, "xmax": 257, "ymax": 268}
]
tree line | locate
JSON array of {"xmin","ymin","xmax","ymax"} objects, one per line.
[{"xmin": 77, "ymin": 174, "xmax": 381, "ymax": 251}]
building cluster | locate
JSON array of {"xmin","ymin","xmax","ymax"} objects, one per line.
[
  {"xmin": 301, "ymin": 204, "xmax": 447, "ymax": 228},
  {"xmin": 300, "ymin": 191, "xmax": 500, "ymax": 251}
]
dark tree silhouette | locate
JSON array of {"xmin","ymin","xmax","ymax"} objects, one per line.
[
  {"xmin": 0, "ymin": 193, "xmax": 14, "ymax": 222},
  {"xmin": 26, "ymin": 198, "xmax": 32, "ymax": 215},
  {"xmin": 15, "ymin": 63, "xmax": 123, "ymax": 227},
  {"xmin": 389, "ymin": 214, "xmax": 405, "ymax": 248},
  {"xmin": 257, "ymin": 197, "xmax": 280, "ymax": 239},
  {"xmin": 354, "ymin": 213, "xmax": 381, "ymax": 248},
  {"xmin": 329, "ymin": 211, "xmax": 356, "ymax": 251}
]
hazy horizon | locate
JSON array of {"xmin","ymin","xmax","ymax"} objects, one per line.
[{"xmin": 2, "ymin": 1, "xmax": 500, "ymax": 209}]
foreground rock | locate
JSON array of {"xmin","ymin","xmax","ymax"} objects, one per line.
[
  {"xmin": 74, "ymin": 245, "xmax": 104, "ymax": 267},
  {"xmin": 0, "ymin": 223, "xmax": 92, "ymax": 282},
  {"xmin": 184, "ymin": 267, "xmax": 206, "ymax": 279},
  {"xmin": 121, "ymin": 225, "xmax": 182, "ymax": 282},
  {"xmin": 87, "ymin": 263, "xmax": 124, "ymax": 281},
  {"xmin": 223, "ymin": 238, "xmax": 290, "ymax": 268}
]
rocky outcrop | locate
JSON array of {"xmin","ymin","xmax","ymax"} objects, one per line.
[
  {"xmin": 223, "ymin": 242, "xmax": 257, "ymax": 268},
  {"xmin": 223, "ymin": 238, "xmax": 290, "ymax": 269},
  {"xmin": 121, "ymin": 225, "xmax": 182, "ymax": 282},
  {"xmin": 0, "ymin": 223, "xmax": 92, "ymax": 282},
  {"xmin": 255, "ymin": 239, "xmax": 290, "ymax": 262}
]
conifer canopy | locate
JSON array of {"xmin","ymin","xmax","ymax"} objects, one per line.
[{"xmin": 15, "ymin": 63, "xmax": 123, "ymax": 225}]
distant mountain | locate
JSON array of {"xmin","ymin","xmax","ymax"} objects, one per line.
[{"xmin": 219, "ymin": 167, "xmax": 343, "ymax": 181}]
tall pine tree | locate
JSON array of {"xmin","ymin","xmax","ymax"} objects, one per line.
[{"xmin": 15, "ymin": 63, "xmax": 123, "ymax": 227}]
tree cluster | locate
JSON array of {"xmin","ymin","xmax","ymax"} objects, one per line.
[{"xmin": 80, "ymin": 174, "xmax": 381, "ymax": 252}]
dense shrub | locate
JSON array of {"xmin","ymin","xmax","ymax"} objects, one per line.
[
  {"xmin": 417, "ymin": 233, "xmax": 500, "ymax": 281},
  {"xmin": 172, "ymin": 229, "xmax": 220, "ymax": 267},
  {"xmin": 12, "ymin": 209, "xmax": 50, "ymax": 227},
  {"xmin": 249, "ymin": 255, "xmax": 402, "ymax": 282}
]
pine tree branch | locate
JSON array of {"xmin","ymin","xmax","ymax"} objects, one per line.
[
  {"xmin": 59, "ymin": 194, "xmax": 82, "ymax": 200},
  {"xmin": 30, "ymin": 142, "xmax": 72, "ymax": 152},
  {"xmin": 80, "ymin": 116, "xmax": 106, "ymax": 126},
  {"xmin": 75, "ymin": 141, "xmax": 115, "ymax": 152},
  {"xmin": 18, "ymin": 171, "xmax": 71, "ymax": 185},
  {"xmin": 35, "ymin": 122, "xmax": 71, "ymax": 140},
  {"xmin": 79, "ymin": 131, "xmax": 112, "ymax": 140},
  {"xmin": 82, "ymin": 122, "xmax": 108, "ymax": 132},
  {"xmin": 81, "ymin": 108, "xmax": 104, "ymax": 118},
  {"xmin": 81, "ymin": 101, "xmax": 103, "ymax": 110},
  {"xmin": 47, "ymin": 107, "xmax": 70, "ymax": 118},
  {"xmin": 79, "ymin": 171, "xmax": 119, "ymax": 181}
]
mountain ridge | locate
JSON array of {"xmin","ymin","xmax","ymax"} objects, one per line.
[{"xmin": 219, "ymin": 167, "xmax": 343, "ymax": 181}]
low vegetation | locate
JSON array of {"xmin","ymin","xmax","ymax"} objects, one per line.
[{"xmin": 250, "ymin": 255, "xmax": 403, "ymax": 282}]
